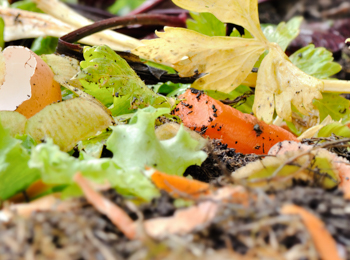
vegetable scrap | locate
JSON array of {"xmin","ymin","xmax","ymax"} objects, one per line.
[
  {"xmin": 0, "ymin": 46, "xmax": 61, "ymax": 118},
  {"xmin": 1, "ymin": 0, "xmax": 350, "ymax": 259},
  {"xmin": 281, "ymin": 204, "xmax": 343, "ymax": 260},
  {"xmin": 174, "ymin": 89, "xmax": 299, "ymax": 154}
]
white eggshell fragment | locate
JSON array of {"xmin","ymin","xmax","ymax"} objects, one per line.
[
  {"xmin": 0, "ymin": 46, "xmax": 35, "ymax": 111},
  {"xmin": 0, "ymin": 46, "xmax": 62, "ymax": 118}
]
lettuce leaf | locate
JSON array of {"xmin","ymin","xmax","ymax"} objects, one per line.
[
  {"xmin": 29, "ymin": 140, "xmax": 159, "ymax": 201},
  {"xmin": 107, "ymin": 106, "xmax": 207, "ymax": 175},
  {"xmin": 186, "ymin": 12, "xmax": 226, "ymax": 36},
  {"xmin": 0, "ymin": 122, "xmax": 40, "ymax": 200},
  {"xmin": 289, "ymin": 44, "xmax": 342, "ymax": 79},
  {"xmin": 76, "ymin": 45, "xmax": 170, "ymax": 116}
]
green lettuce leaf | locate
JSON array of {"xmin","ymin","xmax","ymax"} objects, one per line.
[
  {"xmin": 107, "ymin": 106, "xmax": 207, "ymax": 175},
  {"xmin": 76, "ymin": 45, "xmax": 170, "ymax": 116},
  {"xmin": 313, "ymin": 93, "xmax": 350, "ymax": 122},
  {"xmin": 263, "ymin": 17, "xmax": 302, "ymax": 51},
  {"xmin": 289, "ymin": 44, "xmax": 342, "ymax": 79},
  {"xmin": 29, "ymin": 139, "xmax": 159, "ymax": 201},
  {"xmin": 186, "ymin": 12, "xmax": 226, "ymax": 36},
  {"xmin": 0, "ymin": 122, "xmax": 40, "ymax": 200}
]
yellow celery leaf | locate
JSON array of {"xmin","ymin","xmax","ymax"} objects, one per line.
[
  {"xmin": 133, "ymin": 27, "xmax": 266, "ymax": 92},
  {"xmin": 172, "ymin": 0, "xmax": 266, "ymax": 41},
  {"xmin": 253, "ymin": 44, "xmax": 324, "ymax": 123}
]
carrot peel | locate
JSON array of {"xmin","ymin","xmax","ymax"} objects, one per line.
[
  {"xmin": 173, "ymin": 89, "xmax": 298, "ymax": 154},
  {"xmin": 281, "ymin": 204, "xmax": 343, "ymax": 260}
]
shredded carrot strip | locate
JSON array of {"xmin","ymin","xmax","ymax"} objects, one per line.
[
  {"xmin": 281, "ymin": 204, "xmax": 343, "ymax": 260},
  {"xmin": 151, "ymin": 171, "xmax": 210, "ymax": 199},
  {"xmin": 74, "ymin": 173, "xmax": 137, "ymax": 240}
]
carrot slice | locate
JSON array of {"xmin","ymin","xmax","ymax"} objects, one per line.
[
  {"xmin": 74, "ymin": 173, "xmax": 137, "ymax": 240},
  {"xmin": 150, "ymin": 170, "xmax": 211, "ymax": 199},
  {"xmin": 281, "ymin": 204, "xmax": 343, "ymax": 260},
  {"xmin": 173, "ymin": 89, "xmax": 299, "ymax": 154}
]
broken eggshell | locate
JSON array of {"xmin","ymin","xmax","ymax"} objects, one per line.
[{"xmin": 0, "ymin": 46, "xmax": 61, "ymax": 118}]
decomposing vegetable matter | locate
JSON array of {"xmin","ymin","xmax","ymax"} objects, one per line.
[{"xmin": 0, "ymin": 0, "xmax": 350, "ymax": 259}]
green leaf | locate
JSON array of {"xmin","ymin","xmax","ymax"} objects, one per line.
[
  {"xmin": 11, "ymin": 0, "xmax": 43, "ymax": 12},
  {"xmin": 76, "ymin": 45, "xmax": 170, "ymax": 116},
  {"xmin": 205, "ymin": 85, "xmax": 254, "ymax": 113},
  {"xmin": 186, "ymin": 12, "xmax": 226, "ymax": 36},
  {"xmin": 313, "ymin": 93, "xmax": 350, "ymax": 122},
  {"xmin": 263, "ymin": 16, "xmax": 303, "ymax": 51},
  {"xmin": 29, "ymin": 139, "xmax": 159, "ymax": 201},
  {"xmin": 0, "ymin": 122, "xmax": 40, "ymax": 200},
  {"xmin": 77, "ymin": 131, "xmax": 111, "ymax": 158},
  {"xmin": 106, "ymin": 106, "xmax": 207, "ymax": 176},
  {"xmin": 0, "ymin": 17, "xmax": 4, "ymax": 49},
  {"xmin": 317, "ymin": 122, "xmax": 350, "ymax": 138},
  {"xmin": 289, "ymin": 44, "xmax": 342, "ymax": 79},
  {"xmin": 108, "ymin": 0, "xmax": 145, "ymax": 15},
  {"xmin": 31, "ymin": 36, "xmax": 58, "ymax": 55}
]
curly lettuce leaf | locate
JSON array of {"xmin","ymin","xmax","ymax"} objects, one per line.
[
  {"xmin": 0, "ymin": 122, "xmax": 40, "ymax": 200},
  {"xmin": 75, "ymin": 45, "xmax": 169, "ymax": 116},
  {"xmin": 289, "ymin": 44, "xmax": 342, "ymax": 79},
  {"xmin": 29, "ymin": 140, "xmax": 159, "ymax": 201},
  {"xmin": 107, "ymin": 106, "xmax": 207, "ymax": 175},
  {"xmin": 263, "ymin": 17, "xmax": 302, "ymax": 51},
  {"xmin": 186, "ymin": 12, "xmax": 226, "ymax": 36}
]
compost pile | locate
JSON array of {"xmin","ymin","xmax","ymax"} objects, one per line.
[{"xmin": 1, "ymin": 0, "xmax": 350, "ymax": 259}]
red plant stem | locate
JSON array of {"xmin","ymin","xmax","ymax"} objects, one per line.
[{"xmin": 59, "ymin": 13, "xmax": 186, "ymax": 44}]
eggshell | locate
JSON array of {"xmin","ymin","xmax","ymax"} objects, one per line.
[{"xmin": 0, "ymin": 46, "xmax": 62, "ymax": 118}]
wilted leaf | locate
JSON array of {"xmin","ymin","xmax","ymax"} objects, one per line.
[
  {"xmin": 253, "ymin": 45, "xmax": 323, "ymax": 123},
  {"xmin": 133, "ymin": 27, "xmax": 266, "ymax": 93},
  {"xmin": 0, "ymin": 111, "xmax": 26, "ymax": 137},
  {"xmin": 172, "ymin": 0, "xmax": 265, "ymax": 40},
  {"xmin": 25, "ymin": 97, "xmax": 114, "ymax": 152},
  {"xmin": 133, "ymin": 0, "xmax": 329, "ymax": 123},
  {"xmin": 232, "ymin": 142, "xmax": 339, "ymax": 190}
]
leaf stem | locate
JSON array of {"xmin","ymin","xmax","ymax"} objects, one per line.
[
  {"xmin": 323, "ymin": 79, "xmax": 350, "ymax": 93},
  {"xmin": 243, "ymin": 73, "xmax": 350, "ymax": 94}
]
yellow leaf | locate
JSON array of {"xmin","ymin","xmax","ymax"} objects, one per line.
[
  {"xmin": 133, "ymin": 27, "xmax": 266, "ymax": 92},
  {"xmin": 253, "ymin": 44, "xmax": 324, "ymax": 123},
  {"xmin": 172, "ymin": 0, "xmax": 266, "ymax": 41}
]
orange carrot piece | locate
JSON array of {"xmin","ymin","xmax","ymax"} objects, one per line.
[
  {"xmin": 151, "ymin": 170, "xmax": 211, "ymax": 199},
  {"xmin": 281, "ymin": 204, "xmax": 343, "ymax": 260},
  {"xmin": 9, "ymin": 180, "xmax": 53, "ymax": 203},
  {"xmin": 74, "ymin": 173, "xmax": 137, "ymax": 240},
  {"xmin": 173, "ymin": 89, "xmax": 299, "ymax": 154}
]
